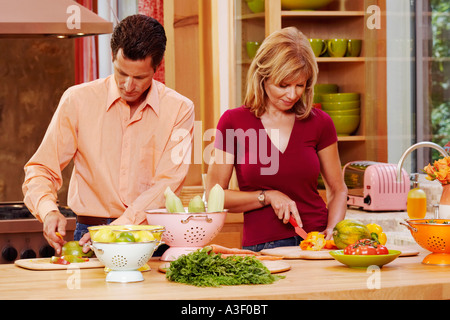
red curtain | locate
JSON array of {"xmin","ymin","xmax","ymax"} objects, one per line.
[
  {"xmin": 138, "ymin": 0, "xmax": 165, "ymax": 83},
  {"xmin": 75, "ymin": 0, "xmax": 98, "ymax": 85}
]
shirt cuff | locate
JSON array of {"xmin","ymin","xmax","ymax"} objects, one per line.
[{"xmin": 37, "ymin": 200, "xmax": 59, "ymax": 223}]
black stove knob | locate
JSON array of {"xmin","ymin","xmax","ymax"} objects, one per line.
[
  {"xmin": 39, "ymin": 245, "xmax": 55, "ymax": 258},
  {"xmin": 20, "ymin": 248, "xmax": 36, "ymax": 259},
  {"xmin": 2, "ymin": 246, "xmax": 18, "ymax": 262}
]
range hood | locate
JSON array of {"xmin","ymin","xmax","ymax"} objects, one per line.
[{"xmin": 0, "ymin": 0, "xmax": 113, "ymax": 38}]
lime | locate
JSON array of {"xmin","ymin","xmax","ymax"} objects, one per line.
[{"xmin": 115, "ymin": 231, "xmax": 136, "ymax": 242}]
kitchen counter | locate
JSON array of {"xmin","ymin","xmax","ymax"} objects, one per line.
[{"xmin": 2, "ymin": 244, "xmax": 450, "ymax": 300}]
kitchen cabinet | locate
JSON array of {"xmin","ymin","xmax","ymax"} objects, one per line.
[{"xmin": 233, "ymin": 0, "xmax": 387, "ymax": 165}]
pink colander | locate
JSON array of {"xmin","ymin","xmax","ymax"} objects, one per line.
[{"xmin": 145, "ymin": 209, "xmax": 227, "ymax": 261}]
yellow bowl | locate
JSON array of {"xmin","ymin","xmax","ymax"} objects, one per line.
[
  {"xmin": 330, "ymin": 115, "xmax": 360, "ymax": 136},
  {"xmin": 281, "ymin": 0, "xmax": 334, "ymax": 10}
]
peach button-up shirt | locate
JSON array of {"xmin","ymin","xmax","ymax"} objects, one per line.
[{"xmin": 23, "ymin": 75, "xmax": 194, "ymax": 225}]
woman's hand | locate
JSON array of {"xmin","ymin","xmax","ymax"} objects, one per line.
[
  {"xmin": 321, "ymin": 227, "xmax": 335, "ymax": 240},
  {"xmin": 265, "ymin": 190, "xmax": 302, "ymax": 226}
]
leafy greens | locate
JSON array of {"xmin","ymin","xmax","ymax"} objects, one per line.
[{"xmin": 166, "ymin": 247, "xmax": 285, "ymax": 287}]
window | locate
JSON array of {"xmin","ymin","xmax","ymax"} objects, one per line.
[{"xmin": 415, "ymin": 0, "xmax": 450, "ymax": 168}]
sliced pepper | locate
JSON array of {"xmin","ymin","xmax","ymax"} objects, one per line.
[
  {"xmin": 50, "ymin": 256, "xmax": 70, "ymax": 265},
  {"xmin": 61, "ymin": 255, "xmax": 89, "ymax": 263},
  {"xmin": 366, "ymin": 223, "xmax": 387, "ymax": 245},
  {"xmin": 324, "ymin": 239, "xmax": 337, "ymax": 249},
  {"xmin": 300, "ymin": 232, "xmax": 326, "ymax": 251},
  {"xmin": 50, "ymin": 255, "xmax": 89, "ymax": 265}
]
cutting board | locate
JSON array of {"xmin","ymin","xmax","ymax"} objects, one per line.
[
  {"xmin": 260, "ymin": 245, "xmax": 420, "ymax": 260},
  {"xmin": 15, "ymin": 258, "xmax": 104, "ymax": 270},
  {"xmin": 158, "ymin": 260, "xmax": 291, "ymax": 274}
]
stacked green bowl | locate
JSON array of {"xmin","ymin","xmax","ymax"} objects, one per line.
[
  {"xmin": 320, "ymin": 93, "xmax": 361, "ymax": 136},
  {"xmin": 313, "ymin": 84, "xmax": 338, "ymax": 103}
]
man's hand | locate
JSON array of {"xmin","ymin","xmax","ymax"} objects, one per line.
[
  {"xmin": 43, "ymin": 210, "xmax": 67, "ymax": 255},
  {"xmin": 79, "ymin": 232, "xmax": 92, "ymax": 253}
]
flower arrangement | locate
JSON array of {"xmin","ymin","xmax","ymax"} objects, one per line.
[{"xmin": 423, "ymin": 156, "xmax": 450, "ymax": 185}]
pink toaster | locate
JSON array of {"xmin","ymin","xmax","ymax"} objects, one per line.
[{"xmin": 343, "ymin": 161, "xmax": 410, "ymax": 211}]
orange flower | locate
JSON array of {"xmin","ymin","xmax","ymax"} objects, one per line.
[{"xmin": 423, "ymin": 156, "xmax": 450, "ymax": 185}]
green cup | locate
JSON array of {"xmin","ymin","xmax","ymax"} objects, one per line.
[
  {"xmin": 346, "ymin": 39, "xmax": 362, "ymax": 57},
  {"xmin": 246, "ymin": 41, "xmax": 261, "ymax": 59},
  {"xmin": 309, "ymin": 39, "xmax": 327, "ymax": 57},
  {"xmin": 327, "ymin": 39, "xmax": 348, "ymax": 58}
]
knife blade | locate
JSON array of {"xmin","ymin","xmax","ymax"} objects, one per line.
[{"xmin": 289, "ymin": 216, "xmax": 308, "ymax": 239}]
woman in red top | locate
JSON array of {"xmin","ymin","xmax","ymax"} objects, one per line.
[{"xmin": 206, "ymin": 27, "xmax": 348, "ymax": 251}]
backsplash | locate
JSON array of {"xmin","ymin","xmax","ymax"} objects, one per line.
[{"xmin": 0, "ymin": 38, "xmax": 75, "ymax": 204}]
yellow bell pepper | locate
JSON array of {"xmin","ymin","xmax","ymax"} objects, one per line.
[
  {"xmin": 300, "ymin": 232, "xmax": 326, "ymax": 251},
  {"xmin": 366, "ymin": 223, "xmax": 387, "ymax": 245}
]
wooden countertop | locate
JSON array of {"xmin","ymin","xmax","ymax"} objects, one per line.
[{"xmin": 2, "ymin": 245, "xmax": 450, "ymax": 300}]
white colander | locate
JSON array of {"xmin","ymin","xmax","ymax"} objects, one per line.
[
  {"xmin": 89, "ymin": 241, "xmax": 160, "ymax": 282},
  {"xmin": 146, "ymin": 208, "xmax": 227, "ymax": 261},
  {"xmin": 88, "ymin": 225, "xmax": 165, "ymax": 282}
]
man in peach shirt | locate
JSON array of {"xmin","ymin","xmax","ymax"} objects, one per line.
[{"xmin": 22, "ymin": 15, "xmax": 194, "ymax": 254}]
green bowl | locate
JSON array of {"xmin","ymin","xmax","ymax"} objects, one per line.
[
  {"xmin": 321, "ymin": 93, "xmax": 360, "ymax": 102},
  {"xmin": 321, "ymin": 100, "xmax": 360, "ymax": 110},
  {"xmin": 245, "ymin": 0, "xmax": 265, "ymax": 13},
  {"xmin": 315, "ymin": 84, "xmax": 338, "ymax": 94},
  {"xmin": 325, "ymin": 108, "xmax": 360, "ymax": 116},
  {"xmin": 313, "ymin": 84, "xmax": 338, "ymax": 103},
  {"xmin": 281, "ymin": 0, "xmax": 334, "ymax": 10},
  {"xmin": 329, "ymin": 115, "xmax": 360, "ymax": 136},
  {"xmin": 329, "ymin": 250, "xmax": 401, "ymax": 268}
]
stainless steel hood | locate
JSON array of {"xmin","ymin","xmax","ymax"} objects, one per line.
[{"xmin": 0, "ymin": 0, "xmax": 113, "ymax": 38}]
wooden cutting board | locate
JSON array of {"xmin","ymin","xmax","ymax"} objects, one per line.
[
  {"xmin": 260, "ymin": 247, "xmax": 335, "ymax": 260},
  {"xmin": 260, "ymin": 245, "xmax": 420, "ymax": 260},
  {"xmin": 15, "ymin": 258, "xmax": 104, "ymax": 270},
  {"xmin": 158, "ymin": 260, "xmax": 291, "ymax": 274}
]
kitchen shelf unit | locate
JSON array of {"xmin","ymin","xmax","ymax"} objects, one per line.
[{"xmin": 232, "ymin": 0, "xmax": 387, "ymax": 164}]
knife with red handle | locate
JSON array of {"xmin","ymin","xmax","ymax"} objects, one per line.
[{"xmin": 289, "ymin": 216, "xmax": 308, "ymax": 239}]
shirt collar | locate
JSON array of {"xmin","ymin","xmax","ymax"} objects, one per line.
[{"xmin": 106, "ymin": 75, "xmax": 160, "ymax": 116}]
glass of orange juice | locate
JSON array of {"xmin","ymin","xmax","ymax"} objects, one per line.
[{"xmin": 407, "ymin": 188, "xmax": 427, "ymax": 219}]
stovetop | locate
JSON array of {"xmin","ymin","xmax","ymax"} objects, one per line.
[{"xmin": 0, "ymin": 204, "xmax": 76, "ymax": 220}]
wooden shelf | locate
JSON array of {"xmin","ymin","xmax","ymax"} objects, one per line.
[
  {"xmin": 234, "ymin": 0, "xmax": 387, "ymax": 163},
  {"xmin": 281, "ymin": 10, "xmax": 365, "ymax": 17},
  {"xmin": 237, "ymin": 13, "xmax": 265, "ymax": 20},
  {"xmin": 338, "ymin": 135, "xmax": 366, "ymax": 142},
  {"xmin": 317, "ymin": 57, "xmax": 365, "ymax": 62},
  {"xmin": 239, "ymin": 57, "xmax": 365, "ymax": 65}
]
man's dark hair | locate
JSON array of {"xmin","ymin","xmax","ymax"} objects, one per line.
[{"xmin": 110, "ymin": 14, "xmax": 167, "ymax": 70}]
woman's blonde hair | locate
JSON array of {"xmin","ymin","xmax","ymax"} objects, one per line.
[{"xmin": 243, "ymin": 27, "xmax": 318, "ymax": 119}]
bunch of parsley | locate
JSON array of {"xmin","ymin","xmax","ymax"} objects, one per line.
[{"xmin": 165, "ymin": 247, "xmax": 285, "ymax": 287}]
